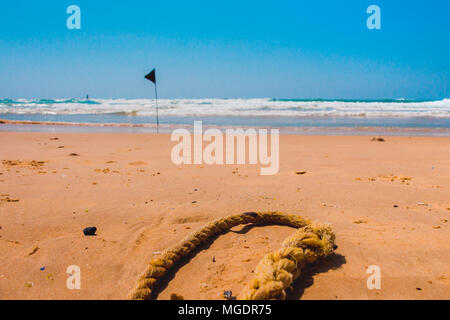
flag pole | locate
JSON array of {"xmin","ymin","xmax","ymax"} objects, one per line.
[
  {"xmin": 144, "ymin": 68, "xmax": 159, "ymax": 134},
  {"xmin": 154, "ymin": 81, "xmax": 159, "ymax": 134}
]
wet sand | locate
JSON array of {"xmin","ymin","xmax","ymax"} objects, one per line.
[{"xmin": 0, "ymin": 132, "xmax": 449, "ymax": 300}]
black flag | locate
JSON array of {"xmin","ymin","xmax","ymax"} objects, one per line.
[
  {"xmin": 144, "ymin": 68, "xmax": 159, "ymax": 133},
  {"xmin": 145, "ymin": 69, "xmax": 156, "ymax": 84}
]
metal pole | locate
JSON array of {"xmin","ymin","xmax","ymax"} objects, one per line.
[{"xmin": 155, "ymin": 82, "xmax": 159, "ymax": 134}]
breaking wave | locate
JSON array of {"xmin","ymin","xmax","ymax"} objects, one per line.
[{"xmin": 1, "ymin": 98, "xmax": 449, "ymax": 118}]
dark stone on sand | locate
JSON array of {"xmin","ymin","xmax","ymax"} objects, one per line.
[
  {"xmin": 83, "ymin": 227, "xmax": 97, "ymax": 236},
  {"xmin": 223, "ymin": 290, "xmax": 236, "ymax": 300},
  {"xmin": 69, "ymin": 153, "xmax": 80, "ymax": 157}
]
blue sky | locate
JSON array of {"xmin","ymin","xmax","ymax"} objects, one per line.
[{"xmin": 0, "ymin": 0, "xmax": 449, "ymax": 99}]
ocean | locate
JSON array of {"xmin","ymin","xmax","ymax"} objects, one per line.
[{"xmin": 1, "ymin": 98, "xmax": 450, "ymax": 135}]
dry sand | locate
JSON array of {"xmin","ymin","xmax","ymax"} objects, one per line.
[{"xmin": 0, "ymin": 132, "xmax": 449, "ymax": 300}]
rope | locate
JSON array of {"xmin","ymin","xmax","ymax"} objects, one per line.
[{"xmin": 128, "ymin": 211, "xmax": 335, "ymax": 300}]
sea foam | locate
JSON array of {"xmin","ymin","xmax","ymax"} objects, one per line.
[{"xmin": 1, "ymin": 98, "xmax": 449, "ymax": 118}]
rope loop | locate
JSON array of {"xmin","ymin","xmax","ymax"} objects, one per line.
[{"xmin": 128, "ymin": 211, "xmax": 335, "ymax": 300}]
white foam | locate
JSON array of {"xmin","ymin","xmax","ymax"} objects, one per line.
[{"xmin": 1, "ymin": 98, "xmax": 450, "ymax": 118}]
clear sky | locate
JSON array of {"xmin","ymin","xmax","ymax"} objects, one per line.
[{"xmin": 0, "ymin": 0, "xmax": 449, "ymax": 99}]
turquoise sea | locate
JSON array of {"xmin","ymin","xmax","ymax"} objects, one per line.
[{"xmin": 1, "ymin": 98, "xmax": 450, "ymax": 135}]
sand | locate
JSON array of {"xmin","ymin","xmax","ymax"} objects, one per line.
[{"xmin": 0, "ymin": 132, "xmax": 449, "ymax": 300}]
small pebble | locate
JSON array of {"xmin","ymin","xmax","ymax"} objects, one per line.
[{"xmin": 83, "ymin": 227, "xmax": 97, "ymax": 236}]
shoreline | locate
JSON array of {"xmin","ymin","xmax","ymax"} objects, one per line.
[{"xmin": 2, "ymin": 119, "xmax": 450, "ymax": 136}]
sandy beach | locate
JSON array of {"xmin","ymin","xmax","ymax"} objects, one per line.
[{"xmin": 0, "ymin": 131, "xmax": 449, "ymax": 300}]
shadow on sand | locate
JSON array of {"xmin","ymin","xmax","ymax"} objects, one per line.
[
  {"xmin": 287, "ymin": 253, "xmax": 346, "ymax": 300},
  {"xmin": 151, "ymin": 223, "xmax": 346, "ymax": 300}
]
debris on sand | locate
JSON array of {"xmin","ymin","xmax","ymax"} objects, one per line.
[
  {"xmin": 353, "ymin": 220, "xmax": 368, "ymax": 224},
  {"xmin": 128, "ymin": 161, "xmax": 148, "ymax": 166},
  {"xmin": 1, "ymin": 194, "xmax": 19, "ymax": 203},
  {"xmin": 27, "ymin": 245, "xmax": 40, "ymax": 256},
  {"xmin": 83, "ymin": 227, "xmax": 97, "ymax": 236},
  {"xmin": 2, "ymin": 160, "xmax": 45, "ymax": 169},
  {"xmin": 371, "ymin": 137, "xmax": 385, "ymax": 142},
  {"xmin": 94, "ymin": 168, "xmax": 110, "ymax": 174},
  {"xmin": 359, "ymin": 174, "xmax": 412, "ymax": 185},
  {"xmin": 417, "ymin": 202, "xmax": 428, "ymax": 206},
  {"xmin": 1, "ymin": 196, "xmax": 19, "ymax": 203},
  {"xmin": 223, "ymin": 290, "xmax": 236, "ymax": 300},
  {"xmin": 69, "ymin": 153, "xmax": 80, "ymax": 157},
  {"xmin": 295, "ymin": 171, "xmax": 307, "ymax": 175}
]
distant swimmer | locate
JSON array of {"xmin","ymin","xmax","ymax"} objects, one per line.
[{"xmin": 86, "ymin": 94, "xmax": 89, "ymax": 100}]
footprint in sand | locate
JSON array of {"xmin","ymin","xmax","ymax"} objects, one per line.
[
  {"xmin": 172, "ymin": 215, "xmax": 210, "ymax": 225},
  {"xmin": 128, "ymin": 161, "xmax": 148, "ymax": 166},
  {"xmin": 437, "ymin": 275, "xmax": 450, "ymax": 284},
  {"xmin": 2, "ymin": 160, "xmax": 46, "ymax": 169}
]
